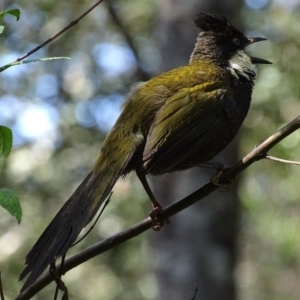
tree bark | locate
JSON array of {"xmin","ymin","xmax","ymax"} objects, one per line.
[{"xmin": 150, "ymin": 1, "xmax": 244, "ymax": 299}]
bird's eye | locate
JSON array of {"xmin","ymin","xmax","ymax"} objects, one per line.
[{"xmin": 232, "ymin": 38, "xmax": 240, "ymax": 45}]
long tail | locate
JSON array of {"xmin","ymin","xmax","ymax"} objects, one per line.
[{"xmin": 19, "ymin": 127, "xmax": 142, "ymax": 292}]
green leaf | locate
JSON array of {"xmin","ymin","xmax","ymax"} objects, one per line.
[
  {"xmin": 0, "ymin": 125, "xmax": 12, "ymax": 158},
  {"xmin": 6, "ymin": 9, "xmax": 20, "ymax": 21},
  {"xmin": 0, "ymin": 25, "xmax": 4, "ymax": 34},
  {"xmin": 0, "ymin": 57, "xmax": 71, "ymax": 73},
  {"xmin": 0, "ymin": 8, "xmax": 21, "ymax": 21},
  {"xmin": 0, "ymin": 189, "xmax": 22, "ymax": 223}
]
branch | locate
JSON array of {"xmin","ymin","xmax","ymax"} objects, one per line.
[
  {"xmin": 218, "ymin": 115, "xmax": 300, "ymax": 182},
  {"xmin": 106, "ymin": 2, "xmax": 151, "ymax": 81},
  {"xmin": 264, "ymin": 155, "xmax": 300, "ymax": 165},
  {"xmin": 15, "ymin": 115, "xmax": 300, "ymax": 300},
  {"xmin": 11, "ymin": 0, "xmax": 104, "ymax": 64}
]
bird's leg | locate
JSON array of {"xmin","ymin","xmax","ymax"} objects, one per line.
[
  {"xmin": 137, "ymin": 172, "xmax": 162, "ymax": 210},
  {"xmin": 208, "ymin": 163, "xmax": 236, "ymax": 190},
  {"xmin": 136, "ymin": 172, "xmax": 169, "ymax": 231}
]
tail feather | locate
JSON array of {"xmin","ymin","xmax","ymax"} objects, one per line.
[
  {"xmin": 19, "ymin": 121, "xmax": 144, "ymax": 292},
  {"xmin": 19, "ymin": 169, "xmax": 116, "ymax": 292}
]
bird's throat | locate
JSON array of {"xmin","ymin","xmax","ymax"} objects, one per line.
[{"xmin": 228, "ymin": 50, "xmax": 256, "ymax": 81}]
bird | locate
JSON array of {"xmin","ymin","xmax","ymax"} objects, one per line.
[{"xmin": 19, "ymin": 12, "xmax": 271, "ymax": 292}]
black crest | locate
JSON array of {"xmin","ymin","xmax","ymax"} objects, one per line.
[{"xmin": 193, "ymin": 13, "xmax": 240, "ymax": 35}]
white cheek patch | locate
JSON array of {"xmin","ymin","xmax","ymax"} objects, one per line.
[{"xmin": 228, "ymin": 50, "xmax": 257, "ymax": 80}]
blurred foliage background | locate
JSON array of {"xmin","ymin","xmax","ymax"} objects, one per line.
[{"xmin": 1, "ymin": 0, "xmax": 300, "ymax": 299}]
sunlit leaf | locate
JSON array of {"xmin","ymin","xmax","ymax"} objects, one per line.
[
  {"xmin": 0, "ymin": 8, "xmax": 21, "ymax": 21},
  {"xmin": 0, "ymin": 125, "xmax": 12, "ymax": 159},
  {"xmin": 0, "ymin": 189, "xmax": 22, "ymax": 223}
]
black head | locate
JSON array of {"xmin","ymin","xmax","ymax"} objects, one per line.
[{"xmin": 192, "ymin": 13, "xmax": 271, "ymax": 65}]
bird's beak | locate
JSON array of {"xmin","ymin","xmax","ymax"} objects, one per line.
[
  {"xmin": 246, "ymin": 37, "xmax": 267, "ymax": 45},
  {"xmin": 250, "ymin": 56, "xmax": 272, "ymax": 64},
  {"xmin": 246, "ymin": 37, "xmax": 272, "ymax": 64}
]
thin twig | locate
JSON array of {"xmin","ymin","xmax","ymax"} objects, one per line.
[
  {"xmin": 53, "ymin": 278, "xmax": 59, "ymax": 300},
  {"xmin": 11, "ymin": 0, "xmax": 104, "ymax": 64},
  {"xmin": 191, "ymin": 285, "xmax": 198, "ymax": 300},
  {"xmin": 0, "ymin": 271, "xmax": 5, "ymax": 300},
  {"xmin": 106, "ymin": 2, "xmax": 151, "ymax": 81},
  {"xmin": 71, "ymin": 193, "xmax": 112, "ymax": 247},
  {"xmin": 53, "ymin": 254, "xmax": 66, "ymax": 300},
  {"xmin": 264, "ymin": 155, "xmax": 300, "ymax": 165},
  {"xmin": 49, "ymin": 262, "xmax": 68, "ymax": 300},
  {"xmin": 15, "ymin": 115, "xmax": 300, "ymax": 300}
]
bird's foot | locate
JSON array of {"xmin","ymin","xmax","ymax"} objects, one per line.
[
  {"xmin": 137, "ymin": 172, "xmax": 171, "ymax": 230},
  {"xmin": 210, "ymin": 164, "xmax": 236, "ymax": 191},
  {"xmin": 149, "ymin": 204, "xmax": 170, "ymax": 231}
]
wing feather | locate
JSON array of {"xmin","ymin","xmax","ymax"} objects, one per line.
[{"xmin": 143, "ymin": 82, "xmax": 235, "ymax": 174}]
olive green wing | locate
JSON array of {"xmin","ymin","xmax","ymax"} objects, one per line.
[{"xmin": 142, "ymin": 82, "xmax": 235, "ymax": 174}]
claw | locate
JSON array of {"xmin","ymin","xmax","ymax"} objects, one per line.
[
  {"xmin": 149, "ymin": 207, "xmax": 163, "ymax": 231},
  {"xmin": 149, "ymin": 206, "xmax": 170, "ymax": 231},
  {"xmin": 210, "ymin": 165, "xmax": 236, "ymax": 191}
]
